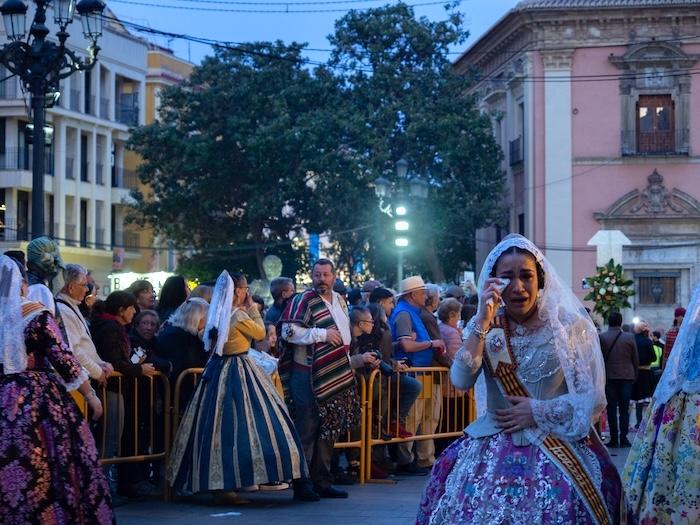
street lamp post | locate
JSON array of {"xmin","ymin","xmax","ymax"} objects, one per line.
[
  {"xmin": 0, "ymin": 0, "xmax": 105, "ymax": 239},
  {"xmin": 373, "ymin": 158, "xmax": 429, "ymax": 285}
]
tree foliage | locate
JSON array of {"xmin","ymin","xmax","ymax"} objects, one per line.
[{"xmin": 128, "ymin": 6, "xmax": 504, "ymax": 283}]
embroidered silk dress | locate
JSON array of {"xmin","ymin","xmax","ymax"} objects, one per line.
[
  {"xmin": 417, "ymin": 321, "xmax": 621, "ymax": 525},
  {"xmin": 167, "ymin": 305, "xmax": 308, "ymax": 492},
  {"xmin": 622, "ymin": 284, "xmax": 700, "ymax": 524},
  {"xmin": 0, "ymin": 309, "xmax": 114, "ymax": 524}
]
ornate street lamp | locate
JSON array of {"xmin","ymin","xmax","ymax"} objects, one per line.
[
  {"xmin": 372, "ymin": 158, "xmax": 429, "ymax": 284},
  {"xmin": 0, "ymin": 0, "xmax": 105, "ymax": 239}
]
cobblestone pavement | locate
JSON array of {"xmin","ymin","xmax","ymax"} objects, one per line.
[{"xmin": 116, "ymin": 446, "xmax": 631, "ymax": 524}]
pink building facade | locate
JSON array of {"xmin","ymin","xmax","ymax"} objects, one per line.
[{"xmin": 457, "ymin": 0, "xmax": 700, "ymax": 328}]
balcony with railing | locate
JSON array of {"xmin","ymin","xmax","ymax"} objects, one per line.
[
  {"xmin": 80, "ymin": 161, "xmax": 89, "ymax": 182},
  {"xmin": 112, "ymin": 167, "xmax": 139, "ymax": 190},
  {"xmin": 70, "ymin": 89, "xmax": 80, "ymax": 111},
  {"xmin": 85, "ymin": 94, "xmax": 96, "ymax": 116},
  {"xmin": 116, "ymin": 92, "xmax": 139, "ymax": 126},
  {"xmin": 96, "ymin": 228, "xmax": 105, "ymax": 248},
  {"xmin": 65, "ymin": 224, "xmax": 77, "ymax": 246},
  {"xmin": 0, "ymin": 147, "xmax": 54, "ymax": 175},
  {"xmin": 0, "ymin": 218, "xmax": 29, "ymax": 241},
  {"xmin": 112, "ymin": 229, "xmax": 140, "ymax": 252},
  {"xmin": 509, "ymin": 136, "xmax": 523, "ymax": 166},
  {"xmin": 99, "ymin": 96, "xmax": 109, "ymax": 119},
  {"xmin": 96, "ymin": 163, "xmax": 104, "ymax": 185},
  {"xmin": 0, "ymin": 79, "xmax": 21, "ymax": 99},
  {"xmin": 621, "ymin": 128, "xmax": 689, "ymax": 156},
  {"xmin": 66, "ymin": 157, "xmax": 75, "ymax": 180}
]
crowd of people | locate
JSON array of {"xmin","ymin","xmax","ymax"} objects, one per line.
[{"xmin": 0, "ymin": 233, "xmax": 697, "ymax": 524}]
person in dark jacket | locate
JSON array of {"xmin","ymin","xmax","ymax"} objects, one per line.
[
  {"xmin": 599, "ymin": 311, "xmax": 639, "ymax": 447},
  {"xmin": 632, "ymin": 321, "xmax": 656, "ymax": 429},
  {"xmin": 91, "ymin": 291, "xmax": 158, "ymax": 498},
  {"xmin": 156, "ymin": 297, "xmax": 209, "ymax": 406},
  {"xmin": 129, "ymin": 310, "xmax": 172, "ymax": 374}
]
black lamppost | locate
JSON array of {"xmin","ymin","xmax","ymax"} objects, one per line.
[{"xmin": 0, "ymin": 0, "xmax": 105, "ymax": 239}]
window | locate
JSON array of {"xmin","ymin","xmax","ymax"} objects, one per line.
[
  {"xmin": 637, "ymin": 273, "xmax": 678, "ymax": 305},
  {"xmin": 636, "ymin": 95, "xmax": 675, "ymax": 154}
]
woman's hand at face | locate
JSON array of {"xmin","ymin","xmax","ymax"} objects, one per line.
[
  {"xmin": 477, "ymin": 278, "xmax": 507, "ymax": 326},
  {"xmin": 494, "ymin": 396, "xmax": 535, "ymax": 433}
]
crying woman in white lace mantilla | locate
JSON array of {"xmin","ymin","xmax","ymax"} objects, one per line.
[{"xmin": 417, "ymin": 234, "xmax": 622, "ymax": 525}]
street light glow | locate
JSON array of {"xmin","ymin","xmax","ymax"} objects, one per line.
[
  {"xmin": 395, "ymin": 205, "xmax": 407, "ymax": 216},
  {"xmin": 395, "ymin": 220, "xmax": 409, "ymax": 231},
  {"xmin": 632, "ymin": 316, "xmax": 640, "ymax": 325},
  {"xmin": 395, "ymin": 237, "xmax": 409, "ymax": 247}
]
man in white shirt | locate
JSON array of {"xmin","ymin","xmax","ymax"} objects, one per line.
[
  {"xmin": 56, "ymin": 264, "xmax": 113, "ymax": 384},
  {"xmin": 278, "ymin": 259, "xmax": 361, "ymax": 501}
]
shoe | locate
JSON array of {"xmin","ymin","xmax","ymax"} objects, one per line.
[
  {"xmin": 240, "ymin": 485, "xmax": 259, "ymax": 492},
  {"xmin": 259, "ymin": 482, "xmax": 290, "ymax": 491},
  {"xmin": 212, "ymin": 490, "xmax": 250, "ymax": 505},
  {"xmin": 387, "ymin": 421, "xmax": 413, "ymax": 439},
  {"xmin": 607, "ymin": 440, "xmax": 619, "ymax": 448},
  {"xmin": 293, "ymin": 483, "xmax": 320, "ymax": 502},
  {"xmin": 620, "ymin": 438, "xmax": 632, "ymax": 447},
  {"xmin": 370, "ymin": 464, "xmax": 389, "ymax": 479},
  {"xmin": 396, "ymin": 462, "xmax": 429, "ymax": 476},
  {"xmin": 332, "ymin": 470, "xmax": 356, "ymax": 486},
  {"xmin": 315, "ymin": 486, "xmax": 348, "ymax": 499}
]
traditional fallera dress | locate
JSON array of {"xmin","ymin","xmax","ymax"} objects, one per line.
[
  {"xmin": 0, "ymin": 303, "xmax": 114, "ymax": 524},
  {"xmin": 622, "ymin": 284, "xmax": 700, "ymax": 525},
  {"xmin": 168, "ymin": 276, "xmax": 308, "ymax": 493},
  {"xmin": 417, "ymin": 234, "xmax": 621, "ymax": 525}
]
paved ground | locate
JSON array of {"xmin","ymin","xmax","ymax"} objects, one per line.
[{"xmin": 116, "ymin": 446, "xmax": 631, "ymax": 524}]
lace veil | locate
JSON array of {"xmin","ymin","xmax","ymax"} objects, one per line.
[
  {"xmin": 0, "ymin": 255, "xmax": 27, "ymax": 374},
  {"xmin": 204, "ymin": 270, "xmax": 234, "ymax": 357},
  {"xmin": 475, "ymin": 234, "xmax": 606, "ymax": 440},
  {"xmin": 654, "ymin": 283, "xmax": 700, "ymax": 405}
]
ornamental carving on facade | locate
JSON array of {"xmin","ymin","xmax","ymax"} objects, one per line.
[{"xmin": 594, "ymin": 170, "xmax": 700, "ymax": 220}]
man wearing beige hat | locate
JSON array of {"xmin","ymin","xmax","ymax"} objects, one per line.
[{"xmin": 389, "ymin": 276, "xmax": 446, "ymax": 474}]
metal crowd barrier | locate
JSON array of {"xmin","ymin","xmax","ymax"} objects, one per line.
[
  {"xmin": 364, "ymin": 366, "xmax": 475, "ymax": 483},
  {"xmin": 71, "ymin": 371, "xmax": 171, "ymax": 499},
  {"xmin": 70, "ymin": 364, "xmax": 474, "ymax": 497}
]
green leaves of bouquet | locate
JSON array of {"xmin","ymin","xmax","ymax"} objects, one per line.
[{"xmin": 584, "ymin": 259, "xmax": 635, "ymax": 320}]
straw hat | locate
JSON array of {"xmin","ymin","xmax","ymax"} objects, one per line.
[{"xmin": 397, "ymin": 275, "xmax": 427, "ymax": 297}]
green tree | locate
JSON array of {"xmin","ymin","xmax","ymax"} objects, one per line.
[
  {"xmin": 322, "ymin": 3, "xmax": 505, "ymax": 282},
  {"xmin": 128, "ymin": 43, "xmax": 338, "ymax": 279}
]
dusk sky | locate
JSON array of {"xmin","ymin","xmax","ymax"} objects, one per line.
[{"xmin": 107, "ymin": 0, "xmax": 521, "ymax": 65}]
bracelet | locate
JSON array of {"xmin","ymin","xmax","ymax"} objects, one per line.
[{"xmin": 466, "ymin": 318, "xmax": 489, "ymax": 341}]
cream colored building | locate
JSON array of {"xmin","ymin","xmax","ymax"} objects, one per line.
[{"xmin": 0, "ymin": 9, "xmax": 147, "ymax": 290}]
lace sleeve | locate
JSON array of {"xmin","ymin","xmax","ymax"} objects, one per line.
[
  {"xmin": 530, "ymin": 394, "xmax": 591, "ymax": 440},
  {"xmin": 450, "ymin": 345, "xmax": 483, "ymax": 391}
]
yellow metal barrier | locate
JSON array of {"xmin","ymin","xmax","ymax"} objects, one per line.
[
  {"xmin": 172, "ymin": 368, "xmax": 368, "ymax": 483},
  {"xmin": 72, "ymin": 372, "xmax": 172, "ymax": 499},
  {"xmin": 364, "ymin": 366, "xmax": 475, "ymax": 483}
]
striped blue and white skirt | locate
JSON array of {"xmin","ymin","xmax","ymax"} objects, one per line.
[{"xmin": 167, "ymin": 352, "xmax": 309, "ymax": 493}]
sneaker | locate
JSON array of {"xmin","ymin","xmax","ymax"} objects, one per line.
[
  {"xmin": 293, "ymin": 484, "xmax": 320, "ymax": 502},
  {"xmin": 259, "ymin": 482, "xmax": 290, "ymax": 491}
]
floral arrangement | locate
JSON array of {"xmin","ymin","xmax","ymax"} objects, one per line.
[{"xmin": 584, "ymin": 259, "xmax": 635, "ymax": 322}]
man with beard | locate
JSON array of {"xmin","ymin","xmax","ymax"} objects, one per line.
[{"xmin": 278, "ymin": 259, "xmax": 361, "ymax": 501}]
